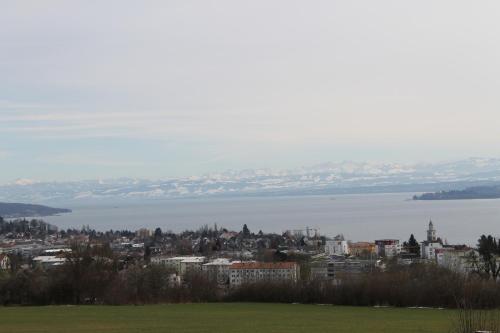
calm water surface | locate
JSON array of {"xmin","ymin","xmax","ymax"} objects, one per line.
[{"xmin": 43, "ymin": 193, "xmax": 500, "ymax": 245}]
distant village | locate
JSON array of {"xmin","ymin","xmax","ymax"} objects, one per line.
[{"xmin": 0, "ymin": 216, "xmax": 479, "ymax": 290}]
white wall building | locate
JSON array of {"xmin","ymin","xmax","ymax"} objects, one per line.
[
  {"xmin": 32, "ymin": 255, "xmax": 66, "ymax": 269},
  {"xmin": 421, "ymin": 241, "xmax": 443, "ymax": 260},
  {"xmin": 229, "ymin": 262, "xmax": 299, "ymax": 287},
  {"xmin": 325, "ymin": 240, "xmax": 349, "ymax": 256},
  {"xmin": 436, "ymin": 247, "xmax": 477, "ymax": 273},
  {"xmin": 151, "ymin": 256, "xmax": 206, "ymax": 276},
  {"xmin": 0, "ymin": 254, "xmax": 10, "ymax": 270},
  {"xmin": 202, "ymin": 258, "xmax": 238, "ymax": 285},
  {"xmin": 374, "ymin": 239, "xmax": 401, "ymax": 258}
]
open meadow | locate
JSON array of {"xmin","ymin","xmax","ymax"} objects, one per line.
[{"xmin": 0, "ymin": 303, "xmax": 454, "ymax": 333}]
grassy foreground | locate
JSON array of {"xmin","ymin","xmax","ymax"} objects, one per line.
[{"xmin": 0, "ymin": 303, "xmax": 454, "ymax": 333}]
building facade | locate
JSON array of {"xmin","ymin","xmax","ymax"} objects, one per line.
[
  {"xmin": 325, "ymin": 240, "xmax": 349, "ymax": 256},
  {"xmin": 0, "ymin": 254, "xmax": 10, "ymax": 270},
  {"xmin": 375, "ymin": 239, "xmax": 401, "ymax": 258},
  {"xmin": 151, "ymin": 256, "xmax": 206, "ymax": 276},
  {"xmin": 202, "ymin": 258, "xmax": 237, "ymax": 285},
  {"xmin": 310, "ymin": 259, "xmax": 374, "ymax": 282},
  {"xmin": 436, "ymin": 246, "xmax": 477, "ymax": 273},
  {"xmin": 229, "ymin": 262, "xmax": 299, "ymax": 287},
  {"xmin": 349, "ymin": 242, "xmax": 377, "ymax": 257}
]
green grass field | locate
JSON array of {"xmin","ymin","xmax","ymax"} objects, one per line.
[{"xmin": 0, "ymin": 303, "xmax": 454, "ymax": 333}]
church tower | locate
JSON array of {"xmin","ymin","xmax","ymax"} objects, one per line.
[{"xmin": 427, "ymin": 220, "xmax": 436, "ymax": 242}]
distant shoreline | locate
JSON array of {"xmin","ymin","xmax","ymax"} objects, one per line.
[
  {"xmin": 413, "ymin": 185, "xmax": 500, "ymax": 201},
  {"xmin": 0, "ymin": 202, "xmax": 71, "ymax": 219}
]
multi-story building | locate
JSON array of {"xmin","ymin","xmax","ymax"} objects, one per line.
[
  {"xmin": 436, "ymin": 246, "xmax": 477, "ymax": 273},
  {"xmin": 229, "ymin": 262, "xmax": 299, "ymax": 287},
  {"xmin": 349, "ymin": 242, "xmax": 377, "ymax": 257},
  {"xmin": 325, "ymin": 236, "xmax": 349, "ymax": 256},
  {"xmin": 202, "ymin": 258, "xmax": 238, "ymax": 285},
  {"xmin": 310, "ymin": 259, "xmax": 375, "ymax": 282},
  {"xmin": 421, "ymin": 241, "xmax": 442, "ymax": 260},
  {"xmin": 135, "ymin": 228, "xmax": 152, "ymax": 240},
  {"xmin": 32, "ymin": 255, "xmax": 66, "ymax": 269},
  {"xmin": 375, "ymin": 239, "xmax": 401, "ymax": 258},
  {"xmin": 151, "ymin": 256, "xmax": 206, "ymax": 276},
  {"xmin": 0, "ymin": 253, "xmax": 10, "ymax": 270}
]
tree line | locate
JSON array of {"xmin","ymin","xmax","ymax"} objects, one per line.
[{"xmin": 1, "ymin": 257, "xmax": 500, "ymax": 308}]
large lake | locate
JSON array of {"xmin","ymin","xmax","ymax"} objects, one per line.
[{"xmin": 42, "ymin": 193, "xmax": 500, "ymax": 245}]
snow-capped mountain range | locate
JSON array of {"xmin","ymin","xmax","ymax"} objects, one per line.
[{"xmin": 2, "ymin": 158, "xmax": 500, "ymax": 204}]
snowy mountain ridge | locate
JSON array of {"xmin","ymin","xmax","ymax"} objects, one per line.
[{"xmin": 2, "ymin": 158, "xmax": 500, "ymax": 204}]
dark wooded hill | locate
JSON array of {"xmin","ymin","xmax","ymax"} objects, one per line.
[{"xmin": 0, "ymin": 202, "xmax": 71, "ymax": 218}]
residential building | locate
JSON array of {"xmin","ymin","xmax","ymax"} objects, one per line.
[
  {"xmin": 421, "ymin": 241, "xmax": 443, "ymax": 260},
  {"xmin": 325, "ymin": 235, "xmax": 349, "ymax": 256},
  {"xmin": 229, "ymin": 262, "xmax": 299, "ymax": 287},
  {"xmin": 375, "ymin": 239, "xmax": 401, "ymax": 258},
  {"xmin": 32, "ymin": 255, "xmax": 66, "ymax": 269},
  {"xmin": 135, "ymin": 228, "xmax": 152, "ymax": 240},
  {"xmin": 12, "ymin": 244, "xmax": 45, "ymax": 258},
  {"xmin": 349, "ymin": 242, "xmax": 377, "ymax": 257},
  {"xmin": 151, "ymin": 256, "xmax": 206, "ymax": 276},
  {"xmin": 42, "ymin": 248, "xmax": 72, "ymax": 255},
  {"xmin": 202, "ymin": 258, "xmax": 238, "ymax": 285},
  {"xmin": 0, "ymin": 253, "xmax": 10, "ymax": 270},
  {"xmin": 436, "ymin": 246, "xmax": 477, "ymax": 273},
  {"xmin": 167, "ymin": 273, "xmax": 182, "ymax": 287},
  {"xmin": 310, "ymin": 258, "xmax": 375, "ymax": 281}
]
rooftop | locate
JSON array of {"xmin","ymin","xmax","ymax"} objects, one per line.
[{"xmin": 230, "ymin": 262, "xmax": 297, "ymax": 270}]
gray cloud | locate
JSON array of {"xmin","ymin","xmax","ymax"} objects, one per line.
[{"xmin": 1, "ymin": 0, "xmax": 500, "ymax": 181}]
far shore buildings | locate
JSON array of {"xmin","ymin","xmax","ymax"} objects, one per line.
[{"xmin": 229, "ymin": 262, "xmax": 299, "ymax": 287}]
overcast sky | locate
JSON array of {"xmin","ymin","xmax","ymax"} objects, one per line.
[{"xmin": 1, "ymin": 0, "xmax": 500, "ymax": 182}]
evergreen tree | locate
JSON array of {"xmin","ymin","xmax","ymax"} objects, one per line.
[
  {"xmin": 154, "ymin": 227, "xmax": 162, "ymax": 240},
  {"xmin": 477, "ymin": 235, "xmax": 500, "ymax": 279},
  {"xmin": 408, "ymin": 234, "xmax": 420, "ymax": 256},
  {"xmin": 242, "ymin": 224, "xmax": 251, "ymax": 237}
]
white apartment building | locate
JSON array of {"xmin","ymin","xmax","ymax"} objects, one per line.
[
  {"xmin": 374, "ymin": 239, "xmax": 401, "ymax": 258},
  {"xmin": 325, "ymin": 240, "xmax": 349, "ymax": 256},
  {"xmin": 229, "ymin": 262, "xmax": 299, "ymax": 287},
  {"xmin": 202, "ymin": 258, "xmax": 239, "ymax": 285},
  {"xmin": 32, "ymin": 255, "xmax": 66, "ymax": 269},
  {"xmin": 421, "ymin": 241, "xmax": 443, "ymax": 260},
  {"xmin": 0, "ymin": 254, "xmax": 10, "ymax": 270},
  {"xmin": 436, "ymin": 247, "xmax": 477, "ymax": 273},
  {"xmin": 151, "ymin": 256, "xmax": 206, "ymax": 276}
]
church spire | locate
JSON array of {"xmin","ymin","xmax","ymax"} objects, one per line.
[{"xmin": 427, "ymin": 220, "xmax": 436, "ymax": 242}]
